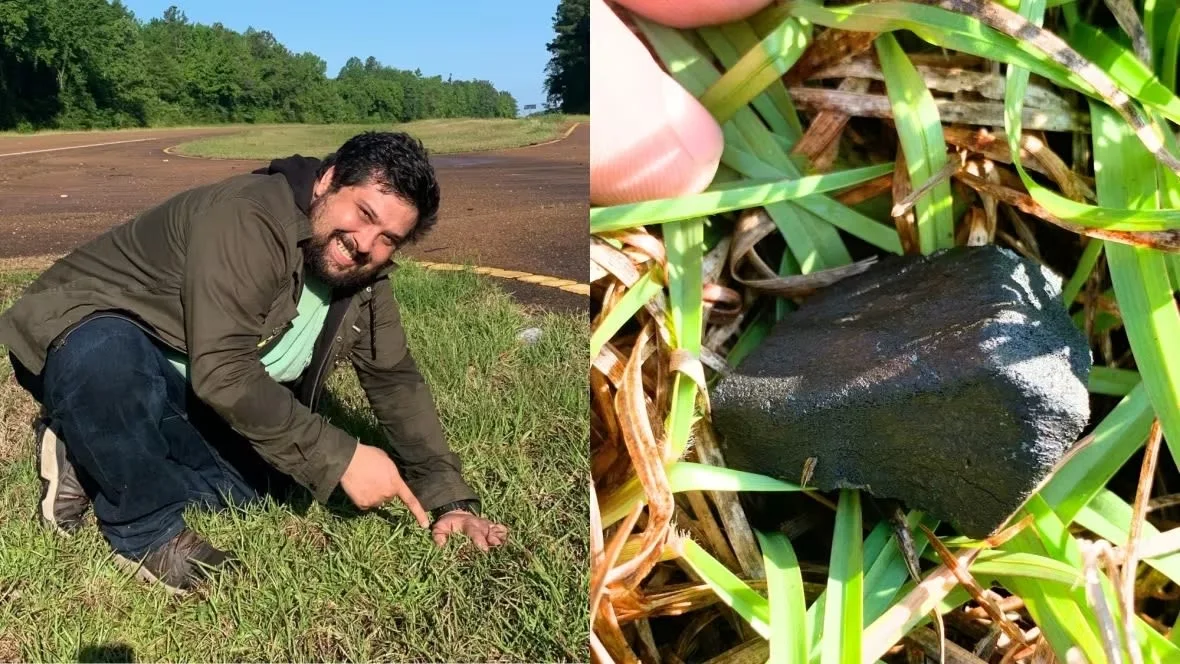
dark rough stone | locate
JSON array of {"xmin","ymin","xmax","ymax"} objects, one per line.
[{"xmin": 711, "ymin": 246, "xmax": 1092, "ymax": 538}]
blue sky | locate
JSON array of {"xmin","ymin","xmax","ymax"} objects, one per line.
[{"xmin": 120, "ymin": 1, "xmax": 558, "ymax": 110}]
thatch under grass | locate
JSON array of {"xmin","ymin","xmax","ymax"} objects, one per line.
[{"xmin": 591, "ymin": 1, "xmax": 1180, "ymax": 661}]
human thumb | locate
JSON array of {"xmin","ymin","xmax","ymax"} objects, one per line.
[{"xmin": 589, "ymin": 0, "xmax": 723, "ymax": 206}]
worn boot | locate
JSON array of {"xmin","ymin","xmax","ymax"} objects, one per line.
[
  {"xmin": 35, "ymin": 416, "xmax": 90, "ymax": 536},
  {"xmin": 113, "ymin": 528, "xmax": 239, "ymax": 595}
]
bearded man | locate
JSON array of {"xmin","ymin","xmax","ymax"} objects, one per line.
[{"xmin": 0, "ymin": 132, "xmax": 508, "ymax": 594}]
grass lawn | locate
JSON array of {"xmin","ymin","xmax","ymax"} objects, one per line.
[
  {"xmin": 171, "ymin": 115, "xmax": 589, "ymax": 160},
  {"xmin": 0, "ymin": 263, "xmax": 588, "ymax": 661}
]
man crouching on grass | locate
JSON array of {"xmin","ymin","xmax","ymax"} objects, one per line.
[{"xmin": 0, "ymin": 132, "xmax": 508, "ymax": 594}]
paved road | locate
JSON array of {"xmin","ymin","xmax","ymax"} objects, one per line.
[{"xmin": 0, "ymin": 124, "xmax": 588, "ymax": 312}]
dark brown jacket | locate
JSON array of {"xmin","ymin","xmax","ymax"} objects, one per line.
[{"xmin": 0, "ymin": 161, "xmax": 476, "ymax": 509}]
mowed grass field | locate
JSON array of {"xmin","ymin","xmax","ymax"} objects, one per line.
[
  {"xmin": 171, "ymin": 115, "xmax": 588, "ymax": 160},
  {"xmin": 0, "ymin": 263, "xmax": 589, "ymax": 661}
]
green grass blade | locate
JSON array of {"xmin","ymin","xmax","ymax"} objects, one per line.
[
  {"xmin": 1143, "ymin": 620, "xmax": 1180, "ymax": 656},
  {"xmin": 968, "ymin": 550, "xmax": 1083, "ymax": 586},
  {"xmin": 863, "ymin": 512, "xmax": 937, "ymax": 625},
  {"xmin": 699, "ymin": 24, "xmax": 798, "ymax": 141},
  {"xmin": 589, "ymin": 166, "xmax": 893, "ymax": 233},
  {"xmin": 820, "ymin": 490, "xmax": 862, "ymax": 664},
  {"xmin": 1075, "ymin": 489, "xmax": 1180, "ymax": 583},
  {"xmin": 665, "ymin": 219, "xmax": 704, "ymax": 355},
  {"xmin": 1067, "ymin": 21, "xmax": 1180, "ymax": 122},
  {"xmin": 806, "ymin": 518, "xmax": 916, "ymax": 662},
  {"xmin": 874, "ymin": 32, "xmax": 954, "ymax": 253},
  {"xmin": 1105, "ymin": 247, "xmax": 1180, "ymax": 465},
  {"xmin": 1092, "ymin": 102, "xmax": 1180, "ymax": 471},
  {"xmin": 714, "ymin": 20, "xmax": 806, "ymax": 140},
  {"xmin": 1088, "ymin": 366, "xmax": 1142, "ymax": 396},
  {"xmin": 757, "ymin": 530, "xmax": 809, "ymax": 664},
  {"xmin": 1164, "ymin": 12, "xmax": 1180, "ymax": 92},
  {"xmin": 776, "ymin": 251, "xmax": 801, "ymax": 321},
  {"xmin": 680, "ymin": 538, "xmax": 772, "ymax": 638},
  {"xmin": 728, "ymin": 306, "xmax": 775, "ymax": 367},
  {"xmin": 1001, "ymin": 497, "xmax": 1107, "ymax": 661},
  {"xmin": 794, "ymin": 196, "xmax": 904, "ymax": 254},
  {"xmin": 1062, "ymin": 239, "xmax": 1103, "ymax": 306},
  {"xmin": 588, "ymin": 269, "xmax": 663, "ymax": 359},
  {"xmin": 1038, "ymin": 383, "xmax": 1153, "ymax": 523},
  {"xmin": 664, "ymin": 217, "xmax": 704, "ymax": 460},
  {"xmin": 699, "ymin": 17, "xmax": 811, "ymax": 125},
  {"xmin": 600, "ymin": 461, "xmax": 801, "ymax": 526},
  {"xmin": 1147, "ymin": 0, "xmax": 1179, "ymax": 63}
]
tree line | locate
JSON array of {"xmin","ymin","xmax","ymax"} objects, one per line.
[{"xmin": 0, "ymin": 0, "xmax": 519, "ymax": 131}]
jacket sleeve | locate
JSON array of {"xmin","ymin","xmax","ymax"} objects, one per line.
[
  {"xmin": 350, "ymin": 279, "xmax": 478, "ymax": 511},
  {"xmin": 183, "ymin": 198, "xmax": 357, "ymax": 503}
]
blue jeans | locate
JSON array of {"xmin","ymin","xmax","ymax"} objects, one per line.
[{"xmin": 11, "ymin": 316, "xmax": 291, "ymax": 559}]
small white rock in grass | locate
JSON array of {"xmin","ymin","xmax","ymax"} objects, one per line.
[
  {"xmin": 516, "ymin": 327, "xmax": 543, "ymax": 345},
  {"xmin": 59, "ymin": 194, "xmax": 68, "ymax": 198}
]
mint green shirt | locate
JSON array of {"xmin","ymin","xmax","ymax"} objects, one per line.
[{"xmin": 169, "ymin": 274, "xmax": 334, "ymax": 383}]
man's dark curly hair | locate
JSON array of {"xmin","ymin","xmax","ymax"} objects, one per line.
[{"xmin": 316, "ymin": 131, "xmax": 440, "ymax": 245}]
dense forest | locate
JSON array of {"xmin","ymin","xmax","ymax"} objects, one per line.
[{"xmin": 0, "ymin": 0, "xmax": 519, "ymax": 130}]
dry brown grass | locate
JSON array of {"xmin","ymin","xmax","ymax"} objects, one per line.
[
  {"xmin": 0, "ymin": 269, "xmax": 38, "ymax": 466},
  {"xmin": 0, "ymin": 369, "xmax": 37, "ymax": 466},
  {"xmin": 0, "ymin": 255, "xmax": 61, "ymax": 274},
  {"xmin": 0, "ymin": 633, "xmax": 20, "ymax": 663}
]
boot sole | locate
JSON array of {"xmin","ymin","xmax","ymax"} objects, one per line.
[{"xmin": 35, "ymin": 424, "xmax": 71, "ymax": 538}]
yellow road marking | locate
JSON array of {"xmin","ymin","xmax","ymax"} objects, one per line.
[{"xmin": 417, "ymin": 261, "xmax": 588, "ymax": 297}]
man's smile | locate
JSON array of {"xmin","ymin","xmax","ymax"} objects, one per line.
[{"xmin": 330, "ymin": 233, "xmax": 358, "ymax": 268}]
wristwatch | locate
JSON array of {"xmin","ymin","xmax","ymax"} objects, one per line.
[{"xmin": 430, "ymin": 499, "xmax": 481, "ymax": 526}]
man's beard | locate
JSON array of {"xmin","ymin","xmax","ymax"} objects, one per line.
[{"xmin": 304, "ymin": 202, "xmax": 380, "ymax": 290}]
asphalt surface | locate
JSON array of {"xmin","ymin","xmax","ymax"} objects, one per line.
[{"xmin": 0, "ymin": 124, "xmax": 588, "ymax": 313}]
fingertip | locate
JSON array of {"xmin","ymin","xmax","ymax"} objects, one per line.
[
  {"xmin": 612, "ymin": 0, "xmax": 774, "ymax": 28},
  {"xmin": 589, "ymin": 0, "xmax": 723, "ymax": 205}
]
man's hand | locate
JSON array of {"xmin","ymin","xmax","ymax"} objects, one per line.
[
  {"xmin": 432, "ymin": 511, "xmax": 509, "ymax": 552},
  {"xmin": 340, "ymin": 443, "xmax": 430, "ymax": 528}
]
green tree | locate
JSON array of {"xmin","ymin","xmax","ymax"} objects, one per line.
[
  {"xmin": 543, "ymin": 0, "xmax": 588, "ymax": 113},
  {"xmin": 496, "ymin": 91, "xmax": 519, "ymax": 118}
]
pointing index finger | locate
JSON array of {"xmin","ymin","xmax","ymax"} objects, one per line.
[{"xmin": 399, "ymin": 488, "xmax": 430, "ymax": 529}]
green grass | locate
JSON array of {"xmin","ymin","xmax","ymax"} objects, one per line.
[
  {"xmin": 0, "ymin": 263, "xmax": 589, "ymax": 661},
  {"xmin": 171, "ymin": 116, "xmax": 588, "ymax": 159}
]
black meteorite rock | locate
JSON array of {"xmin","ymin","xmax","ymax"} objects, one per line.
[{"xmin": 711, "ymin": 245, "xmax": 1091, "ymax": 538}]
